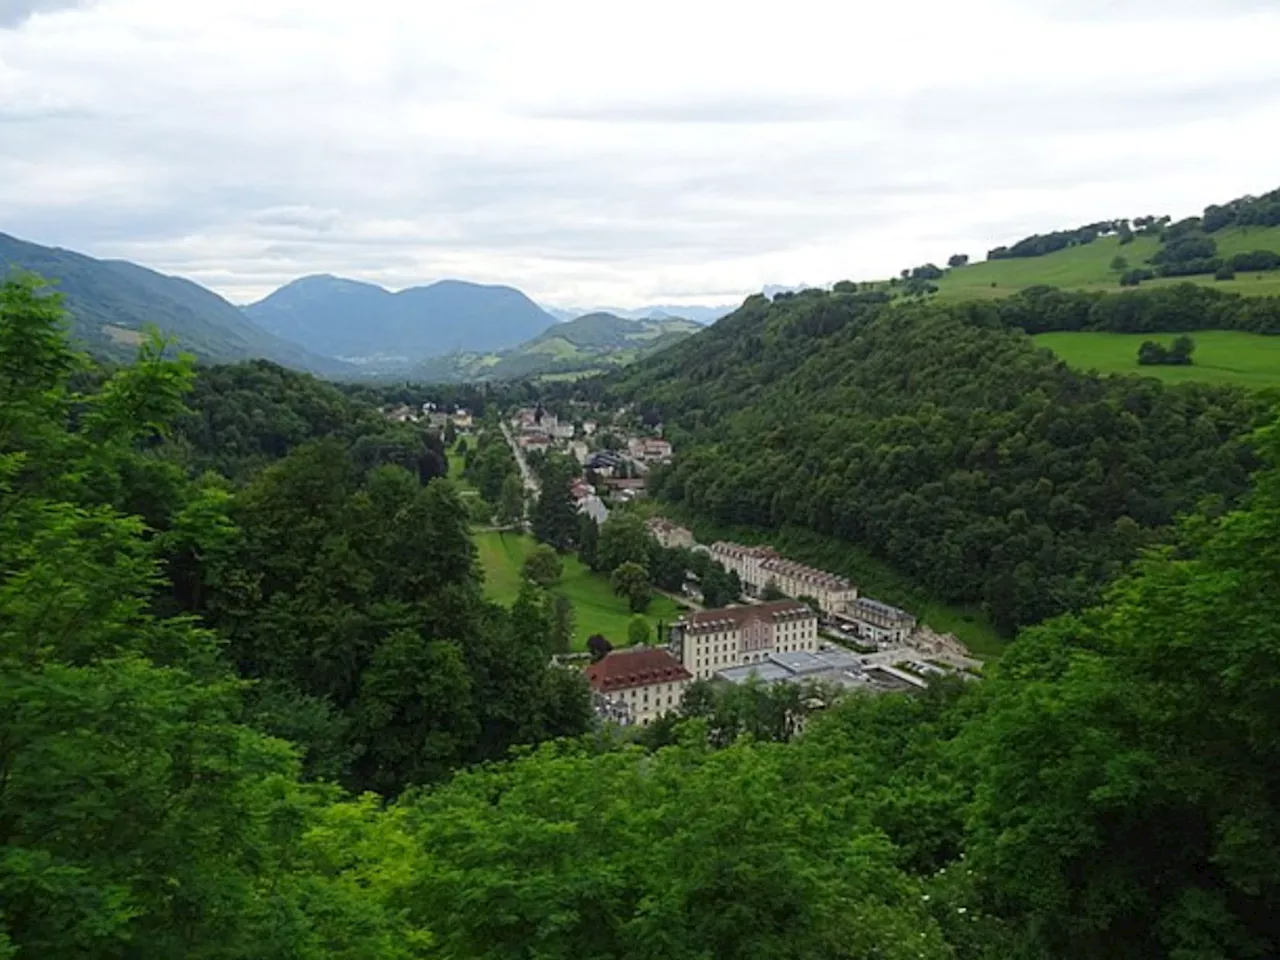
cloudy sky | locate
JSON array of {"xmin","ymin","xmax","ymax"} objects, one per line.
[{"xmin": 2, "ymin": 0, "xmax": 1278, "ymax": 307}]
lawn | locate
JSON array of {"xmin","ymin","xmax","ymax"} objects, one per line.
[
  {"xmin": 1033, "ymin": 329, "xmax": 1280, "ymax": 390},
  {"xmin": 473, "ymin": 530, "xmax": 684, "ymax": 650}
]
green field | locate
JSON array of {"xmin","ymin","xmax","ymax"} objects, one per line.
[
  {"xmin": 1034, "ymin": 330, "xmax": 1280, "ymax": 389},
  {"xmin": 921, "ymin": 225, "xmax": 1280, "ymax": 301},
  {"xmin": 473, "ymin": 530, "xmax": 684, "ymax": 649}
]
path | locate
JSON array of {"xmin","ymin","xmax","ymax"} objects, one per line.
[{"xmin": 500, "ymin": 421, "xmax": 541, "ymax": 497}]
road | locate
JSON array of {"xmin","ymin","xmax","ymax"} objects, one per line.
[{"xmin": 500, "ymin": 421, "xmax": 541, "ymax": 497}]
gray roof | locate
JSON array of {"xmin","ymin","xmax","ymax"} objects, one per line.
[{"xmin": 851, "ymin": 596, "xmax": 914, "ymax": 620}]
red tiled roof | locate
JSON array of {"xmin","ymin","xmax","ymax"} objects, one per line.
[
  {"xmin": 585, "ymin": 646, "xmax": 692, "ymax": 693},
  {"xmin": 678, "ymin": 600, "xmax": 814, "ymax": 632}
]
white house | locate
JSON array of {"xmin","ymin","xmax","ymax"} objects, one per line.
[{"xmin": 670, "ymin": 600, "xmax": 819, "ymax": 681}]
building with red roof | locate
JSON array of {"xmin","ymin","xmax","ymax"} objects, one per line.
[{"xmin": 585, "ymin": 646, "xmax": 692, "ymax": 727}]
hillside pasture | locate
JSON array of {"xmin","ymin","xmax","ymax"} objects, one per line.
[{"xmin": 1033, "ymin": 329, "xmax": 1280, "ymax": 389}]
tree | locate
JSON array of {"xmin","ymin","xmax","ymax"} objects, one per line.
[
  {"xmin": 966, "ymin": 423, "xmax": 1280, "ymax": 958},
  {"xmin": 627, "ymin": 615, "xmax": 652, "ymax": 647},
  {"xmin": 586, "ymin": 634, "xmax": 613, "ymax": 662},
  {"xmin": 1170, "ymin": 335, "xmax": 1195, "ymax": 363},
  {"xmin": 947, "ymin": 254, "xmax": 969, "ymax": 268},
  {"xmin": 598, "ymin": 511, "xmax": 651, "ymax": 573},
  {"xmin": 530, "ymin": 456, "xmax": 578, "ymax": 551},
  {"xmin": 523, "ymin": 543, "xmax": 563, "ymax": 586},
  {"xmin": 1110, "ymin": 254, "xmax": 1129, "ymax": 271},
  {"xmin": 761, "ymin": 581, "xmax": 786, "ymax": 602},
  {"xmin": 611, "ymin": 561, "xmax": 652, "ymax": 613},
  {"xmin": 578, "ymin": 513, "xmax": 600, "ymax": 569},
  {"xmin": 1216, "ymin": 264, "xmax": 1237, "ymax": 281},
  {"xmin": 497, "ymin": 472, "xmax": 525, "ymax": 527},
  {"xmin": 547, "ymin": 594, "xmax": 575, "ymax": 655}
]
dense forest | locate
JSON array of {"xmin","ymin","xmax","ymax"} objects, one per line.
[
  {"xmin": 9, "ymin": 271, "xmax": 1280, "ymax": 958},
  {"xmin": 608, "ymin": 287, "xmax": 1273, "ymax": 634}
]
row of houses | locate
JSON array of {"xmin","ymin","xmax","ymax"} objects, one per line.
[
  {"xmin": 585, "ymin": 598, "xmax": 930, "ymax": 727},
  {"xmin": 709, "ymin": 542, "xmax": 857, "ymax": 614},
  {"xmin": 382, "ymin": 404, "xmax": 474, "ymax": 430}
]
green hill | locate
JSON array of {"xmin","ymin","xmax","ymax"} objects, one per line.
[
  {"xmin": 403, "ymin": 312, "xmax": 701, "ymax": 383},
  {"xmin": 609, "ymin": 288, "xmax": 1269, "ymax": 637},
  {"xmin": 0, "ymin": 232, "xmax": 351, "ymax": 374},
  {"xmin": 931, "ymin": 225, "xmax": 1280, "ymax": 301}
]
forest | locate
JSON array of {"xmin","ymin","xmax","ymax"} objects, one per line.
[
  {"xmin": 608, "ymin": 286, "xmax": 1273, "ymax": 634},
  {"xmin": 8, "ymin": 271, "xmax": 1280, "ymax": 959}
]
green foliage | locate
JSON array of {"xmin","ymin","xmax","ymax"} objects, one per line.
[
  {"xmin": 598, "ymin": 510, "xmax": 652, "ymax": 572},
  {"xmin": 1138, "ymin": 335, "xmax": 1195, "ymax": 366},
  {"xmin": 962, "ymin": 422, "xmax": 1280, "ymax": 957},
  {"xmin": 530, "ymin": 454, "xmax": 579, "ymax": 551},
  {"xmin": 497, "ymin": 470, "xmax": 525, "ymax": 526},
  {"xmin": 1036, "ymin": 329, "xmax": 1280, "ymax": 389},
  {"xmin": 627, "ymin": 614, "xmax": 652, "ymax": 647},
  {"xmin": 612, "ymin": 289, "xmax": 1266, "ymax": 634},
  {"xmin": 612, "ymin": 561, "xmax": 652, "ymax": 613},
  {"xmin": 523, "ymin": 542, "xmax": 564, "ymax": 586}
]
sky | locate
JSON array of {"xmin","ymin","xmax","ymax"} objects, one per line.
[{"xmin": 2, "ymin": 0, "xmax": 1279, "ymax": 308}]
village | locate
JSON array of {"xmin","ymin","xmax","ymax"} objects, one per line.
[
  {"xmin": 384, "ymin": 398, "xmax": 985, "ymax": 731},
  {"xmin": 500, "ymin": 403, "xmax": 986, "ymax": 730}
]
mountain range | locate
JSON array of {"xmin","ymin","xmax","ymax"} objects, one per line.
[
  {"xmin": 543, "ymin": 303, "xmax": 734, "ymax": 325},
  {"xmin": 0, "ymin": 232, "xmax": 352, "ymax": 375},
  {"xmin": 406, "ymin": 311, "xmax": 702, "ymax": 383},
  {"xmin": 243, "ymin": 275, "xmax": 557, "ymax": 363}
]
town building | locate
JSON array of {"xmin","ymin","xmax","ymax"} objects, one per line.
[
  {"xmin": 628, "ymin": 437, "xmax": 674, "ymax": 462},
  {"xmin": 837, "ymin": 597, "xmax": 917, "ymax": 645},
  {"xmin": 708, "ymin": 542, "xmax": 856, "ymax": 614},
  {"xmin": 452, "ymin": 410, "xmax": 474, "ymax": 431},
  {"xmin": 569, "ymin": 441, "xmax": 590, "ymax": 464},
  {"xmin": 582, "ymin": 420, "xmax": 598, "ymax": 436},
  {"xmin": 670, "ymin": 600, "xmax": 819, "ymax": 680},
  {"xmin": 518, "ymin": 433, "xmax": 551, "ymax": 454},
  {"xmin": 585, "ymin": 646, "xmax": 691, "ymax": 726},
  {"xmin": 647, "ymin": 517, "xmax": 694, "ymax": 550}
]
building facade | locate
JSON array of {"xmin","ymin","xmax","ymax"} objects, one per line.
[
  {"xmin": 670, "ymin": 600, "xmax": 819, "ymax": 680},
  {"xmin": 647, "ymin": 517, "xmax": 695, "ymax": 549},
  {"xmin": 585, "ymin": 646, "xmax": 692, "ymax": 726},
  {"xmin": 840, "ymin": 597, "xmax": 917, "ymax": 644},
  {"xmin": 708, "ymin": 541, "xmax": 856, "ymax": 614}
]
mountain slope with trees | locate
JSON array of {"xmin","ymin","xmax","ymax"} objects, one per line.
[
  {"xmin": 243, "ymin": 274, "xmax": 557, "ymax": 363},
  {"xmin": 0, "ymin": 231, "xmax": 350, "ymax": 374},
  {"xmin": 11, "ymin": 270, "xmax": 1280, "ymax": 958},
  {"xmin": 406, "ymin": 311, "xmax": 702, "ymax": 382},
  {"xmin": 606, "ymin": 287, "xmax": 1271, "ymax": 635}
]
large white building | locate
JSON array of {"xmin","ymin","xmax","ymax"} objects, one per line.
[
  {"xmin": 837, "ymin": 597, "xmax": 917, "ymax": 645},
  {"xmin": 585, "ymin": 646, "xmax": 691, "ymax": 726},
  {"xmin": 670, "ymin": 600, "xmax": 819, "ymax": 681},
  {"xmin": 709, "ymin": 542, "xmax": 857, "ymax": 614}
]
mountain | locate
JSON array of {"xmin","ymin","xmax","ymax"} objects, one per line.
[
  {"xmin": 404, "ymin": 311, "xmax": 701, "ymax": 383},
  {"xmin": 610, "ymin": 285, "xmax": 1270, "ymax": 638},
  {"xmin": 541, "ymin": 303, "xmax": 736, "ymax": 325},
  {"xmin": 0, "ymin": 232, "xmax": 351, "ymax": 374},
  {"xmin": 244, "ymin": 275, "xmax": 556, "ymax": 362}
]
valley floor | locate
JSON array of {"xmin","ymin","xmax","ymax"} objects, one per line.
[
  {"xmin": 1033, "ymin": 329, "xmax": 1280, "ymax": 389},
  {"xmin": 473, "ymin": 530, "xmax": 685, "ymax": 649}
]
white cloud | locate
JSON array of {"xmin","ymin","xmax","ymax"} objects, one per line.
[{"xmin": 1, "ymin": 0, "xmax": 1278, "ymax": 306}]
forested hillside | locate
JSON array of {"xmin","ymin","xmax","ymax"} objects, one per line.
[
  {"xmin": 9, "ymin": 270, "xmax": 1280, "ymax": 958},
  {"xmin": 0, "ymin": 232, "xmax": 351, "ymax": 374},
  {"xmin": 609, "ymin": 288, "xmax": 1272, "ymax": 634}
]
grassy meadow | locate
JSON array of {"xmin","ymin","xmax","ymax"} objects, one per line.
[
  {"xmin": 473, "ymin": 530, "xmax": 684, "ymax": 650},
  {"xmin": 1033, "ymin": 330, "xmax": 1280, "ymax": 389},
  {"xmin": 923, "ymin": 225, "xmax": 1280, "ymax": 301}
]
